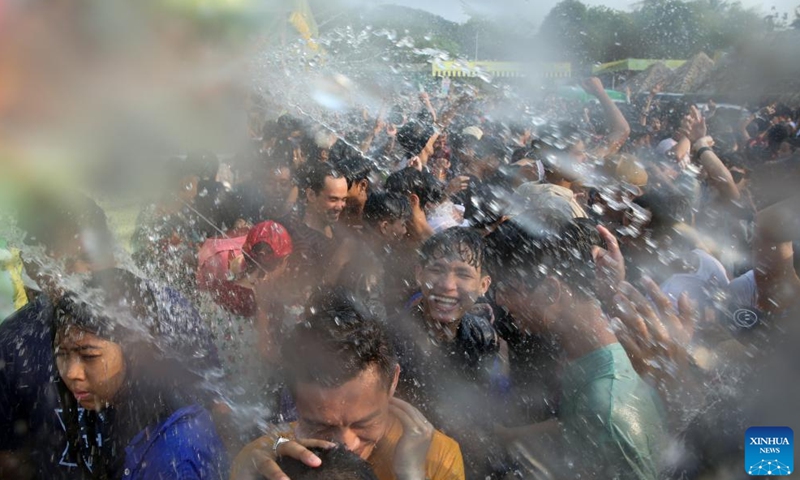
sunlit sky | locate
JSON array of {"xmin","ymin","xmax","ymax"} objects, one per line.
[{"xmin": 380, "ymin": 0, "xmax": 798, "ymax": 25}]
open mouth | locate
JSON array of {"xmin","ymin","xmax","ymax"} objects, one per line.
[{"xmin": 428, "ymin": 294, "xmax": 459, "ymax": 312}]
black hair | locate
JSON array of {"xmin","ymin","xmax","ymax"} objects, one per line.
[
  {"xmin": 633, "ymin": 186, "xmax": 694, "ymax": 237},
  {"xmin": 53, "ymin": 268, "xmax": 213, "ymax": 480},
  {"xmin": 535, "ymin": 121, "xmax": 583, "ymax": 152},
  {"xmin": 774, "ymin": 104, "xmax": 793, "ymax": 120},
  {"xmin": 276, "ymin": 446, "xmax": 379, "ymax": 480},
  {"xmin": 297, "ymin": 162, "xmax": 344, "ymax": 195},
  {"xmin": 767, "ymin": 124, "xmax": 791, "ymax": 153},
  {"xmin": 464, "ymin": 176, "xmax": 517, "ymax": 229},
  {"xmin": 396, "ymin": 120, "xmax": 434, "ymax": 156},
  {"xmin": 384, "ymin": 168, "xmax": 444, "ymax": 210},
  {"xmin": 484, "ymin": 214, "xmax": 602, "ymax": 298},
  {"xmin": 474, "ymin": 136, "xmax": 509, "ymax": 164},
  {"xmin": 277, "ymin": 114, "xmax": 304, "ymax": 136},
  {"xmin": 363, "ymin": 192, "xmax": 411, "ymax": 227},
  {"xmin": 261, "ymin": 120, "xmax": 280, "ymax": 141},
  {"xmin": 334, "ymin": 151, "xmax": 373, "ymax": 190},
  {"xmin": 419, "ymin": 227, "xmax": 485, "ymax": 271},
  {"xmin": 283, "ymin": 288, "xmax": 396, "ymax": 390},
  {"xmin": 270, "ymin": 140, "xmax": 300, "ymax": 170}
]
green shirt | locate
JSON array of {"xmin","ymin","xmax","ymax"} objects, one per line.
[{"xmin": 559, "ymin": 343, "xmax": 667, "ymax": 480}]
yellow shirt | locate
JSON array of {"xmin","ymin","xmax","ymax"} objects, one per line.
[
  {"xmin": 277, "ymin": 416, "xmax": 465, "ymax": 480},
  {"xmin": 369, "ymin": 416, "xmax": 465, "ymax": 480}
]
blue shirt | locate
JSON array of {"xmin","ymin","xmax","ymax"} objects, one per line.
[
  {"xmin": 0, "ymin": 284, "xmax": 220, "ymax": 479},
  {"xmin": 122, "ymin": 404, "xmax": 228, "ymax": 480}
]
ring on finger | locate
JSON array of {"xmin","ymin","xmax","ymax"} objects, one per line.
[{"xmin": 273, "ymin": 436, "xmax": 291, "ymax": 455}]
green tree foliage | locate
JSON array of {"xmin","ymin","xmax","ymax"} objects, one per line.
[{"xmin": 537, "ymin": 0, "xmax": 767, "ymax": 64}]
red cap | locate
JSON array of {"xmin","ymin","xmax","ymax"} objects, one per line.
[{"xmin": 242, "ymin": 221, "xmax": 293, "ymax": 260}]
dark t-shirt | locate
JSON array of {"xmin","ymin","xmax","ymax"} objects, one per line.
[{"xmin": 0, "ymin": 295, "xmax": 86, "ymax": 479}]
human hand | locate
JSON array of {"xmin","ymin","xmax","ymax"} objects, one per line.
[
  {"xmin": 445, "ymin": 176, "xmax": 470, "ymax": 196},
  {"xmin": 580, "ymin": 77, "xmax": 605, "ymax": 97},
  {"xmin": 390, "ymin": 398, "xmax": 434, "ymax": 480},
  {"xmin": 681, "ymin": 105, "xmax": 707, "ymax": 143},
  {"xmin": 408, "ymin": 156, "xmax": 423, "ymax": 171},
  {"xmin": 229, "ymin": 435, "xmax": 336, "ymax": 480},
  {"xmin": 609, "ymin": 279, "xmax": 706, "ymax": 430},
  {"xmin": 386, "ymin": 123, "xmax": 397, "ymax": 137},
  {"xmin": 593, "ymin": 225, "xmax": 626, "ymax": 305},
  {"xmin": 649, "ymin": 83, "xmax": 663, "ymax": 96}
]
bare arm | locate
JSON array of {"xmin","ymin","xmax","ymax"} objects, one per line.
[
  {"xmin": 582, "ymin": 77, "xmax": 631, "ymax": 158},
  {"xmin": 684, "ymin": 106, "xmax": 740, "ymax": 200},
  {"xmin": 753, "ymin": 195, "xmax": 800, "ymax": 315}
]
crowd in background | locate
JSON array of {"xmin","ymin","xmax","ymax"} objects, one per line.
[{"xmin": 2, "ymin": 74, "xmax": 800, "ymax": 480}]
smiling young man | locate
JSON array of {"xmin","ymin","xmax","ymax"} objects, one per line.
[
  {"xmin": 229, "ymin": 292, "xmax": 464, "ymax": 480},
  {"xmin": 387, "ymin": 227, "xmax": 505, "ymax": 478}
]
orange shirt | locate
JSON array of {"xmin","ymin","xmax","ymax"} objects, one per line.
[
  {"xmin": 369, "ymin": 416, "xmax": 465, "ymax": 480},
  {"xmin": 275, "ymin": 416, "xmax": 465, "ymax": 480}
]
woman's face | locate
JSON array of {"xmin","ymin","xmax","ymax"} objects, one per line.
[{"xmin": 55, "ymin": 328, "xmax": 126, "ymax": 411}]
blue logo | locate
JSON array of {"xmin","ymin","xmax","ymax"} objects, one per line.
[{"xmin": 746, "ymin": 427, "xmax": 794, "ymax": 476}]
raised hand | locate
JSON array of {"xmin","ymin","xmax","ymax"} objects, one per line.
[{"xmin": 390, "ymin": 397, "xmax": 434, "ymax": 480}]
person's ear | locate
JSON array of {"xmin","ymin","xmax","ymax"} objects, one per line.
[
  {"xmin": 542, "ymin": 277, "xmax": 563, "ymax": 306},
  {"xmin": 479, "ymin": 274, "xmax": 491, "ymax": 296},
  {"xmin": 358, "ymin": 179, "xmax": 369, "ymax": 194},
  {"xmin": 388, "ymin": 364, "xmax": 401, "ymax": 397},
  {"xmin": 379, "ymin": 220, "xmax": 390, "ymax": 236},
  {"xmin": 409, "ymin": 193, "xmax": 421, "ymax": 210},
  {"xmin": 305, "ymin": 187, "xmax": 315, "ymax": 203}
]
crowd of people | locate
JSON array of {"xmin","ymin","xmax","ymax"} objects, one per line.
[{"xmin": 2, "ymin": 73, "xmax": 800, "ymax": 480}]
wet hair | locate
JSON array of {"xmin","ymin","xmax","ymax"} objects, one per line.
[
  {"xmin": 485, "ymin": 214, "xmax": 602, "ymax": 298},
  {"xmin": 334, "ymin": 152, "xmax": 373, "ymax": 190},
  {"xmin": 283, "ymin": 288, "xmax": 396, "ymax": 390},
  {"xmin": 363, "ymin": 192, "xmax": 411, "ymax": 227},
  {"xmin": 465, "ymin": 175, "xmax": 516, "ymax": 229},
  {"xmin": 397, "ymin": 120, "xmax": 434, "ymax": 156},
  {"xmin": 54, "ymin": 269, "xmax": 157, "ymax": 342},
  {"xmin": 475, "ymin": 136, "xmax": 509, "ymax": 164},
  {"xmin": 53, "ymin": 268, "xmax": 213, "ymax": 479},
  {"xmin": 298, "ymin": 162, "xmax": 344, "ymax": 195},
  {"xmin": 384, "ymin": 168, "xmax": 444, "ymax": 210},
  {"xmin": 270, "ymin": 140, "xmax": 299, "ymax": 169},
  {"xmin": 535, "ymin": 121, "xmax": 583, "ymax": 152},
  {"xmin": 419, "ymin": 227, "xmax": 485, "ymax": 271},
  {"xmin": 634, "ymin": 186, "xmax": 694, "ymax": 237},
  {"xmin": 276, "ymin": 446, "xmax": 379, "ymax": 480}
]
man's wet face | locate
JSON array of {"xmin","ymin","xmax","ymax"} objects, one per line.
[
  {"xmin": 294, "ymin": 366, "xmax": 393, "ymax": 460},
  {"xmin": 417, "ymin": 256, "xmax": 490, "ymax": 325},
  {"xmin": 308, "ymin": 176, "xmax": 348, "ymax": 225}
]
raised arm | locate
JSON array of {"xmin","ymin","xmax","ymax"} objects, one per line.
[
  {"xmin": 582, "ymin": 77, "xmax": 631, "ymax": 159},
  {"xmin": 681, "ymin": 106, "xmax": 739, "ymax": 200}
]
